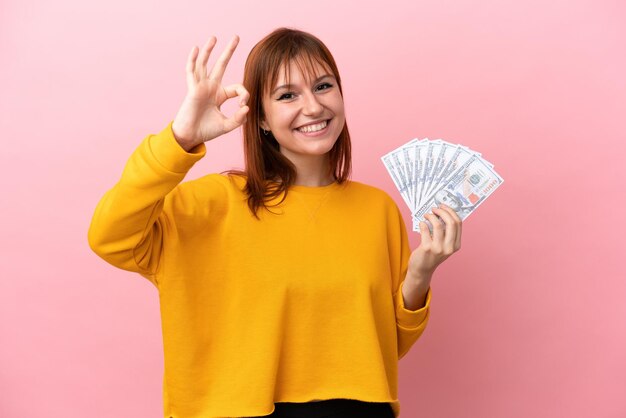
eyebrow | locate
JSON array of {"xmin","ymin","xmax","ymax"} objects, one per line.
[{"xmin": 271, "ymin": 74, "xmax": 336, "ymax": 95}]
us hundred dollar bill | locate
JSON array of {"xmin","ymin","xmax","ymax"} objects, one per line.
[
  {"xmin": 381, "ymin": 152, "xmax": 412, "ymax": 209},
  {"xmin": 412, "ymin": 154, "xmax": 504, "ymax": 232}
]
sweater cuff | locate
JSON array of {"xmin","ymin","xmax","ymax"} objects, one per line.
[
  {"xmin": 148, "ymin": 121, "xmax": 207, "ymax": 173},
  {"xmin": 395, "ymin": 283, "xmax": 431, "ymax": 329}
]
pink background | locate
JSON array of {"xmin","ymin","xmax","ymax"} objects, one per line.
[{"xmin": 1, "ymin": 0, "xmax": 625, "ymax": 417}]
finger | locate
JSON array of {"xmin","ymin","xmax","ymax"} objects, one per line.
[
  {"xmin": 222, "ymin": 105, "xmax": 249, "ymax": 133},
  {"xmin": 198, "ymin": 37, "xmax": 218, "ymax": 80},
  {"xmin": 221, "ymin": 83, "xmax": 250, "ymax": 107},
  {"xmin": 209, "ymin": 35, "xmax": 240, "ymax": 83},
  {"xmin": 419, "ymin": 221, "xmax": 432, "ymax": 245},
  {"xmin": 439, "ymin": 204, "xmax": 462, "ymax": 250},
  {"xmin": 424, "ymin": 212, "xmax": 444, "ymax": 245},
  {"xmin": 439, "ymin": 203, "xmax": 462, "ymax": 223},
  {"xmin": 432, "ymin": 207, "xmax": 457, "ymax": 251},
  {"xmin": 185, "ymin": 45, "xmax": 200, "ymax": 89}
]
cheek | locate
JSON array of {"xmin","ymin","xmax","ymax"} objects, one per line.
[
  {"xmin": 334, "ymin": 114, "xmax": 346, "ymax": 133},
  {"xmin": 272, "ymin": 107, "xmax": 299, "ymax": 129},
  {"xmin": 262, "ymin": 101, "xmax": 287, "ymax": 127},
  {"xmin": 331, "ymin": 95, "xmax": 345, "ymax": 113}
]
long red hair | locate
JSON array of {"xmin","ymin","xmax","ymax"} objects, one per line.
[{"xmin": 222, "ymin": 27, "xmax": 352, "ymax": 219}]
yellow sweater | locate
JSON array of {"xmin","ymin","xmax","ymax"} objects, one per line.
[{"xmin": 87, "ymin": 121, "xmax": 432, "ymax": 418}]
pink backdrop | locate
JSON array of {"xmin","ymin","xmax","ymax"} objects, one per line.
[{"xmin": 1, "ymin": 0, "xmax": 625, "ymax": 416}]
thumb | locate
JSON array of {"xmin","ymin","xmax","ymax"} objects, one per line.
[{"xmin": 222, "ymin": 105, "xmax": 249, "ymax": 133}]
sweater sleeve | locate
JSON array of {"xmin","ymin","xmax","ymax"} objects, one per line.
[
  {"xmin": 389, "ymin": 198, "xmax": 432, "ymax": 360},
  {"xmin": 87, "ymin": 121, "xmax": 206, "ymax": 287}
]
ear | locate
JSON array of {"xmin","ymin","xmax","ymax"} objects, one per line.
[{"xmin": 259, "ymin": 119, "xmax": 270, "ymax": 131}]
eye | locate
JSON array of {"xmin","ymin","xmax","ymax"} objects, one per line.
[
  {"xmin": 316, "ymin": 82, "xmax": 333, "ymax": 91},
  {"xmin": 277, "ymin": 92, "xmax": 295, "ymax": 101}
]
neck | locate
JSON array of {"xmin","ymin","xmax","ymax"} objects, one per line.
[
  {"xmin": 294, "ymin": 173, "xmax": 336, "ymax": 187},
  {"xmin": 280, "ymin": 148, "xmax": 335, "ymax": 187}
]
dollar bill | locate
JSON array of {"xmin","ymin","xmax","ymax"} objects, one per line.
[
  {"xmin": 382, "ymin": 136, "xmax": 504, "ymax": 233},
  {"xmin": 422, "ymin": 144, "xmax": 479, "ymax": 202},
  {"xmin": 416, "ymin": 139, "xmax": 435, "ymax": 208},
  {"xmin": 381, "ymin": 152, "xmax": 412, "ymax": 209},
  {"xmin": 411, "ymin": 154, "xmax": 504, "ymax": 232},
  {"xmin": 381, "ymin": 140, "xmax": 418, "ymax": 209}
]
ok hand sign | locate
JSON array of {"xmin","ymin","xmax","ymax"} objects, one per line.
[{"xmin": 172, "ymin": 35, "xmax": 250, "ymax": 151}]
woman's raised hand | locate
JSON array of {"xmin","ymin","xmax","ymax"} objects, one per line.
[{"xmin": 172, "ymin": 35, "xmax": 250, "ymax": 151}]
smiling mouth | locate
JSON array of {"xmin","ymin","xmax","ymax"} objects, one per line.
[{"xmin": 295, "ymin": 119, "xmax": 331, "ymax": 133}]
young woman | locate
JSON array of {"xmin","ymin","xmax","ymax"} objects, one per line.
[{"xmin": 88, "ymin": 28, "xmax": 462, "ymax": 418}]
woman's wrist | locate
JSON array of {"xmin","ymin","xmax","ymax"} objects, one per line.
[{"xmin": 171, "ymin": 124, "xmax": 199, "ymax": 152}]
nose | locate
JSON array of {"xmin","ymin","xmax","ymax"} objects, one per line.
[{"xmin": 301, "ymin": 90, "xmax": 323, "ymax": 116}]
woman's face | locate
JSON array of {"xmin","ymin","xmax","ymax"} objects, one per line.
[{"xmin": 260, "ymin": 59, "xmax": 345, "ymax": 162}]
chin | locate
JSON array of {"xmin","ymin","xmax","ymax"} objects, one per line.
[{"xmin": 311, "ymin": 137, "xmax": 340, "ymax": 153}]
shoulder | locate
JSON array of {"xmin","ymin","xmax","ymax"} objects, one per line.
[
  {"xmin": 179, "ymin": 172, "xmax": 246, "ymax": 194},
  {"xmin": 343, "ymin": 181, "xmax": 407, "ymax": 236},
  {"xmin": 166, "ymin": 173, "xmax": 246, "ymax": 214},
  {"xmin": 344, "ymin": 180, "xmax": 398, "ymax": 209},
  {"xmin": 345, "ymin": 181, "xmax": 406, "ymax": 231}
]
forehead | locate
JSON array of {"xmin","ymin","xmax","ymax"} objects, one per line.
[
  {"xmin": 270, "ymin": 53, "xmax": 334, "ymax": 91},
  {"xmin": 278, "ymin": 59, "xmax": 330, "ymax": 81}
]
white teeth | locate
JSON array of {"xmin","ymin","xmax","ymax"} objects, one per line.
[{"xmin": 297, "ymin": 120, "xmax": 328, "ymax": 133}]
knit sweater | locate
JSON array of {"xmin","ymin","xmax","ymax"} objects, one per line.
[{"xmin": 87, "ymin": 121, "xmax": 432, "ymax": 418}]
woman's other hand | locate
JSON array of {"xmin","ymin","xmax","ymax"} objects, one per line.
[{"xmin": 172, "ymin": 35, "xmax": 250, "ymax": 151}]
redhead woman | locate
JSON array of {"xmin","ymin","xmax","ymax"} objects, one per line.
[{"xmin": 88, "ymin": 28, "xmax": 462, "ymax": 418}]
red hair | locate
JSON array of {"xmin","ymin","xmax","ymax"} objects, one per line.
[{"xmin": 222, "ymin": 27, "xmax": 352, "ymax": 219}]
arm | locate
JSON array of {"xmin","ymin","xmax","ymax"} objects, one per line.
[
  {"xmin": 401, "ymin": 271, "xmax": 431, "ymax": 311},
  {"xmin": 388, "ymin": 199, "xmax": 432, "ymax": 360},
  {"xmin": 88, "ymin": 37, "xmax": 248, "ymax": 286},
  {"xmin": 394, "ymin": 277, "xmax": 432, "ymax": 360},
  {"xmin": 395, "ymin": 203, "xmax": 463, "ymax": 357},
  {"xmin": 87, "ymin": 122, "xmax": 206, "ymax": 285}
]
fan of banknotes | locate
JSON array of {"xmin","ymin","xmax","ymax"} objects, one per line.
[{"xmin": 381, "ymin": 138, "xmax": 504, "ymax": 233}]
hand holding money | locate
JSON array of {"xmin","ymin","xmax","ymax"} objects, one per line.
[
  {"xmin": 407, "ymin": 203, "xmax": 463, "ymax": 280},
  {"xmin": 381, "ymin": 137, "xmax": 504, "ymax": 234}
]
